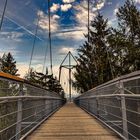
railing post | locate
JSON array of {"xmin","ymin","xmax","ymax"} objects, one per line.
[
  {"xmin": 96, "ymin": 97, "xmax": 99, "ymax": 118},
  {"xmin": 136, "ymin": 80, "xmax": 140, "ymax": 138},
  {"xmin": 87, "ymin": 99, "xmax": 90, "ymax": 112},
  {"xmin": 79, "ymin": 100, "xmax": 81, "ymax": 107},
  {"xmin": 45, "ymin": 99, "xmax": 48, "ymax": 116},
  {"xmin": 120, "ymin": 81, "xmax": 129, "ymax": 139},
  {"xmin": 51, "ymin": 100, "xmax": 54, "ymax": 111},
  {"xmin": 16, "ymin": 83, "xmax": 23, "ymax": 140}
]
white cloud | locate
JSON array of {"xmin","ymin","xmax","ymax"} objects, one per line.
[
  {"xmin": 0, "ymin": 31, "xmax": 23, "ymax": 42},
  {"xmin": 17, "ymin": 63, "xmax": 29, "ymax": 78},
  {"xmin": 58, "ymin": 47, "xmax": 75, "ymax": 55},
  {"xmin": 107, "ymin": 2, "xmax": 112, "ymax": 5},
  {"xmin": 17, "ymin": 63, "xmax": 44, "ymax": 78},
  {"xmin": 25, "ymin": 0, "xmax": 31, "ymax": 6},
  {"xmin": 134, "ymin": 0, "xmax": 140, "ymax": 4},
  {"xmin": 52, "ymin": 15, "xmax": 60, "ymax": 20},
  {"xmin": 92, "ymin": 7, "xmax": 98, "ymax": 12},
  {"xmin": 52, "ymin": 0, "xmax": 97, "ymax": 42},
  {"xmin": 113, "ymin": 3, "xmax": 120, "ymax": 16},
  {"xmin": 96, "ymin": 0, "xmax": 106, "ymax": 10},
  {"xmin": 63, "ymin": 0, "xmax": 75, "ymax": 3},
  {"xmin": 74, "ymin": 1, "xmax": 96, "ymax": 27},
  {"xmin": 50, "ymin": 3, "xmax": 60, "ymax": 12},
  {"xmin": 61, "ymin": 4, "xmax": 72, "ymax": 12},
  {"xmin": 108, "ymin": 17, "xmax": 117, "ymax": 27},
  {"xmin": 54, "ymin": 28, "xmax": 85, "ymax": 41},
  {"xmin": 114, "ymin": 8, "xmax": 118, "ymax": 15},
  {"xmin": 38, "ymin": 10, "xmax": 59, "ymax": 32},
  {"xmin": 91, "ymin": 0, "xmax": 106, "ymax": 12}
]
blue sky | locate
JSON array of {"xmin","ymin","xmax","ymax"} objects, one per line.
[{"xmin": 0, "ymin": 0, "xmax": 140, "ymax": 94}]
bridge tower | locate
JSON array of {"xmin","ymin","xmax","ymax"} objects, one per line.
[{"xmin": 59, "ymin": 51, "xmax": 77, "ymax": 102}]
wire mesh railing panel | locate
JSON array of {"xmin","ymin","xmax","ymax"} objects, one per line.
[
  {"xmin": 0, "ymin": 96, "xmax": 64, "ymax": 140},
  {"xmin": 0, "ymin": 100, "xmax": 17, "ymax": 140},
  {"xmin": 0, "ymin": 75, "xmax": 65, "ymax": 140},
  {"xmin": 123, "ymin": 78, "xmax": 140, "ymax": 94},
  {"xmin": 0, "ymin": 79, "xmax": 20, "ymax": 97},
  {"xmin": 98, "ymin": 97, "xmax": 123, "ymax": 134},
  {"xmin": 125, "ymin": 97, "xmax": 140, "ymax": 139},
  {"xmin": 75, "ymin": 71, "xmax": 140, "ymax": 140}
]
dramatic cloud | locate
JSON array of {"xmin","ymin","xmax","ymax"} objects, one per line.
[
  {"xmin": 63, "ymin": 0, "xmax": 75, "ymax": 3},
  {"xmin": 0, "ymin": 0, "xmax": 122, "ymax": 82},
  {"xmin": 38, "ymin": 10, "xmax": 60, "ymax": 32},
  {"xmin": 61, "ymin": 4, "xmax": 72, "ymax": 12},
  {"xmin": 74, "ymin": 1, "xmax": 96, "ymax": 27},
  {"xmin": 55, "ymin": 0, "xmax": 97, "ymax": 42},
  {"xmin": 50, "ymin": 3, "xmax": 60, "ymax": 12}
]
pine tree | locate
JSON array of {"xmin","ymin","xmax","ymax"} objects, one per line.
[
  {"xmin": 1, "ymin": 52, "xmax": 19, "ymax": 76},
  {"xmin": 47, "ymin": 75, "xmax": 63, "ymax": 93},
  {"xmin": 25, "ymin": 69, "xmax": 64, "ymax": 95},
  {"xmin": 117, "ymin": 0, "xmax": 140, "ymax": 44},
  {"xmin": 116, "ymin": 0, "xmax": 140, "ymax": 71},
  {"xmin": 89, "ymin": 14, "xmax": 113, "ymax": 84},
  {"xmin": 107, "ymin": 29, "xmax": 133, "ymax": 76},
  {"xmin": 74, "ymin": 0, "xmax": 140, "ymax": 93},
  {"xmin": 73, "ymin": 14, "xmax": 113, "ymax": 92}
]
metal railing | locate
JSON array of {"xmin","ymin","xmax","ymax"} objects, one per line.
[
  {"xmin": 0, "ymin": 72, "xmax": 65, "ymax": 140},
  {"xmin": 75, "ymin": 71, "xmax": 140, "ymax": 140}
]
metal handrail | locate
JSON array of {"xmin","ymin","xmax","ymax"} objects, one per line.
[
  {"xmin": 0, "ymin": 96, "xmax": 63, "ymax": 100},
  {"xmin": 75, "ymin": 71, "xmax": 140, "ymax": 140},
  {"xmin": 77, "ymin": 94, "xmax": 140, "ymax": 99},
  {"xmin": 0, "ymin": 72, "xmax": 65, "ymax": 140},
  {"xmin": 80, "ymin": 70, "xmax": 140, "ymax": 96}
]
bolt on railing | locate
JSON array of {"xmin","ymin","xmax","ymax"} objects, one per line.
[
  {"xmin": 75, "ymin": 71, "xmax": 140, "ymax": 140},
  {"xmin": 0, "ymin": 72, "xmax": 66, "ymax": 140}
]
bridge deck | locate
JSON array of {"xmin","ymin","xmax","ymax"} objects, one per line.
[{"xmin": 26, "ymin": 103, "xmax": 120, "ymax": 140}]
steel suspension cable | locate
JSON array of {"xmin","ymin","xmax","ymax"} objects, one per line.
[
  {"xmin": 28, "ymin": 12, "xmax": 40, "ymax": 73},
  {"xmin": 61, "ymin": 69, "xmax": 69, "ymax": 95},
  {"xmin": 42, "ymin": 43, "xmax": 48, "ymax": 73},
  {"xmin": 0, "ymin": 0, "xmax": 8, "ymax": 31},
  {"xmin": 48, "ymin": 0, "xmax": 53, "ymax": 75},
  {"xmin": 88, "ymin": 0, "xmax": 90, "ymax": 42},
  {"xmin": 87, "ymin": 0, "xmax": 97, "ymax": 87}
]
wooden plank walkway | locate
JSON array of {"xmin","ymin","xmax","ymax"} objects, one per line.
[{"xmin": 26, "ymin": 103, "xmax": 121, "ymax": 140}]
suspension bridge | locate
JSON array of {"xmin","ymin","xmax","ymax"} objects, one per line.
[
  {"xmin": 0, "ymin": 69, "xmax": 140, "ymax": 140},
  {"xmin": 0, "ymin": 0, "xmax": 140, "ymax": 140}
]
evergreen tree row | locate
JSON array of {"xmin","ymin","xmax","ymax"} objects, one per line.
[
  {"xmin": 73, "ymin": 0, "xmax": 140, "ymax": 93},
  {"xmin": 25, "ymin": 69, "xmax": 64, "ymax": 95},
  {"xmin": 0, "ymin": 52, "xmax": 19, "ymax": 76},
  {"xmin": 0, "ymin": 52, "xmax": 64, "ymax": 96}
]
